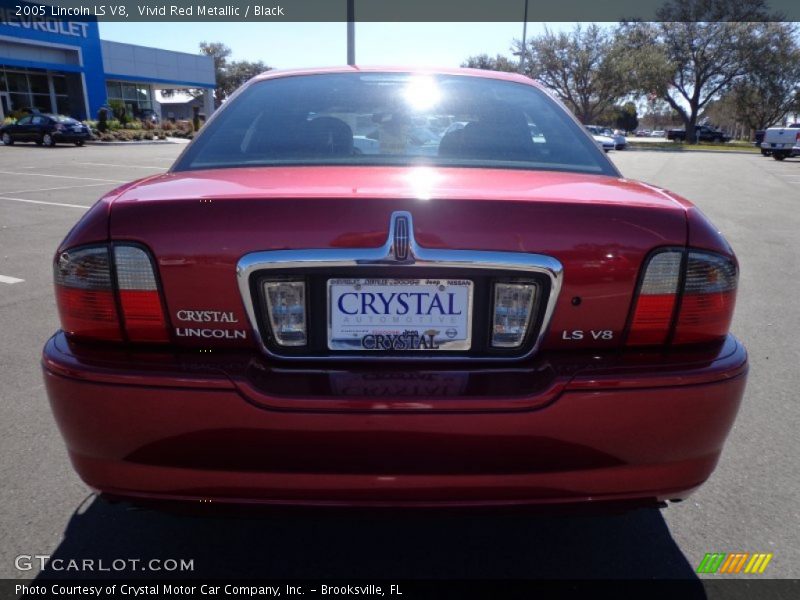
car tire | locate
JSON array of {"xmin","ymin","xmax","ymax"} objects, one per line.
[
  {"xmin": 1, "ymin": 132, "xmax": 12, "ymax": 146},
  {"xmin": 42, "ymin": 133, "xmax": 56, "ymax": 147},
  {"xmin": 773, "ymin": 152, "xmax": 787, "ymax": 161},
  {"xmin": 74, "ymin": 141, "xmax": 84, "ymax": 147},
  {"xmin": 761, "ymin": 149, "xmax": 771, "ymax": 156}
]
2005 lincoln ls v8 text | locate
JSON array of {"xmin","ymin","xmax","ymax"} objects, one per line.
[{"xmin": 42, "ymin": 67, "xmax": 747, "ymax": 509}]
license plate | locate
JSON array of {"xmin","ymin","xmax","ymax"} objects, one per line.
[{"xmin": 328, "ymin": 278, "xmax": 473, "ymax": 351}]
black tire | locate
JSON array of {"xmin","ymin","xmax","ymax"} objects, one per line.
[
  {"xmin": 773, "ymin": 152, "xmax": 787, "ymax": 161},
  {"xmin": 1, "ymin": 132, "xmax": 13, "ymax": 146},
  {"xmin": 713, "ymin": 136, "xmax": 722, "ymax": 143},
  {"xmin": 42, "ymin": 133, "xmax": 56, "ymax": 147},
  {"xmin": 74, "ymin": 141, "xmax": 84, "ymax": 147},
  {"xmin": 761, "ymin": 149, "xmax": 771, "ymax": 156}
]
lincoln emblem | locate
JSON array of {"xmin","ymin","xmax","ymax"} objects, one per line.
[{"xmin": 393, "ymin": 215, "xmax": 409, "ymax": 260}]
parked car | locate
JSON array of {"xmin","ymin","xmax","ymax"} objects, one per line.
[
  {"xmin": 760, "ymin": 124, "xmax": 800, "ymax": 161},
  {"xmin": 1, "ymin": 113, "xmax": 90, "ymax": 147},
  {"xmin": 635, "ymin": 129, "xmax": 651, "ymax": 137},
  {"xmin": 754, "ymin": 129, "xmax": 766, "ymax": 152},
  {"xmin": 587, "ymin": 126, "xmax": 627, "ymax": 150},
  {"xmin": 43, "ymin": 67, "xmax": 746, "ymax": 510},
  {"xmin": 667, "ymin": 125, "xmax": 731, "ymax": 143},
  {"xmin": 140, "ymin": 109, "xmax": 160, "ymax": 125},
  {"xmin": 352, "ymin": 125, "xmax": 440, "ymax": 156},
  {"xmin": 609, "ymin": 128, "xmax": 627, "ymax": 150},
  {"xmin": 651, "ymin": 130, "xmax": 666, "ymax": 138},
  {"xmin": 585, "ymin": 125, "xmax": 615, "ymax": 152}
]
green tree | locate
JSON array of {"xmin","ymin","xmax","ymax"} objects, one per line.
[
  {"xmin": 614, "ymin": 102, "xmax": 639, "ymax": 133},
  {"xmin": 730, "ymin": 22, "xmax": 800, "ymax": 130},
  {"xmin": 461, "ymin": 53, "xmax": 518, "ymax": 73},
  {"xmin": 162, "ymin": 42, "xmax": 270, "ymax": 108},
  {"xmin": 513, "ymin": 24, "xmax": 629, "ymax": 124},
  {"xmin": 615, "ymin": 0, "xmax": 775, "ymax": 142}
]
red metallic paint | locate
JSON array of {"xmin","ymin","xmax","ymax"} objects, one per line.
[
  {"xmin": 43, "ymin": 332, "xmax": 746, "ymax": 507},
  {"xmin": 97, "ymin": 167, "xmax": 688, "ymax": 351},
  {"xmin": 44, "ymin": 68, "xmax": 748, "ymax": 508}
]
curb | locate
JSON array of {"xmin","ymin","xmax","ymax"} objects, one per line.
[
  {"xmin": 626, "ymin": 146, "xmax": 760, "ymax": 156},
  {"xmin": 84, "ymin": 138, "xmax": 190, "ymax": 146}
]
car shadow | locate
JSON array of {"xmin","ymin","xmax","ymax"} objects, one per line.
[{"xmin": 33, "ymin": 494, "xmax": 704, "ymax": 586}]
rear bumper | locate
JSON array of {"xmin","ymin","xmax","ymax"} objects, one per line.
[
  {"xmin": 42, "ymin": 333, "xmax": 747, "ymax": 508},
  {"xmin": 53, "ymin": 132, "xmax": 90, "ymax": 142}
]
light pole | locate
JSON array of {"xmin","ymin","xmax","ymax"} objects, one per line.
[
  {"xmin": 347, "ymin": 0, "xmax": 355, "ymax": 66},
  {"xmin": 519, "ymin": 0, "xmax": 528, "ymax": 74}
]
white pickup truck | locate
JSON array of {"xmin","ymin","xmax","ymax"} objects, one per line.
[{"xmin": 761, "ymin": 123, "xmax": 800, "ymax": 161}]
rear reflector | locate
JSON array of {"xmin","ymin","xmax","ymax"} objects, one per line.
[
  {"xmin": 54, "ymin": 246, "xmax": 122, "ymax": 341},
  {"xmin": 627, "ymin": 251, "xmax": 682, "ymax": 345},
  {"xmin": 263, "ymin": 280, "xmax": 307, "ymax": 346},
  {"xmin": 673, "ymin": 251, "xmax": 737, "ymax": 344},
  {"xmin": 114, "ymin": 245, "xmax": 169, "ymax": 342}
]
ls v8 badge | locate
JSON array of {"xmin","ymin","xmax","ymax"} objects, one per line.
[{"xmin": 562, "ymin": 329, "xmax": 614, "ymax": 340}]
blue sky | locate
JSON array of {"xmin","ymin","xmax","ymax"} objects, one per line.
[{"xmin": 98, "ymin": 22, "xmax": 582, "ymax": 68}]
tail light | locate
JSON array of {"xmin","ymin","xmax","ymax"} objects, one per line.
[
  {"xmin": 263, "ymin": 280, "xmax": 307, "ymax": 346},
  {"xmin": 492, "ymin": 282, "xmax": 538, "ymax": 348},
  {"xmin": 673, "ymin": 251, "xmax": 737, "ymax": 344},
  {"xmin": 54, "ymin": 243, "xmax": 169, "ymax": 343},
  {"xmin": 54, "ymin": 247, "xmax": 122, "ymax": 341},
  {"xmin": 627, "ymin": 248, "xmax": 737, "ymax": 346},
  {"xmin": 627, "ymin": 251, "xmax": 682, "ymax": 345},
  {"xmin": 114, "ymin": 245, "xmax": 170, "ymax": 342}
]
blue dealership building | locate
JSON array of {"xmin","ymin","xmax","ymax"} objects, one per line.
[{"xmin": 0, "ymin": 7, "xmax": 215, "ymax": 121}]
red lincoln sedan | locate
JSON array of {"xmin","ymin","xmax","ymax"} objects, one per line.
[{"xmin": 43, "ymin": 67, "xmax": 747, "ymax": 509}]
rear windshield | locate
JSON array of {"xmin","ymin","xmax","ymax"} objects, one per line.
[{"xmin": 173, "ymin": 73, "xmax": 616, "ymax": 176}]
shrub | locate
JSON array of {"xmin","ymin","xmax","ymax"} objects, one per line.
[
  {"xmin": 124, "ymin": 120, "xmax": 143, "ymax": 130},
  {"xmin": 97, "ymin": 108, "xmax": 108, "ymax": 133},
  {"xmin": 2, "ymin": 116, "xmax": 15, "ymax": 126},
  {"xmin": 175, "ymin": 120, "xmax": 193, "ymax": 133},
  {"xmin": 108, "ymin": 99, "xmax": 131, "ymax": 125}
]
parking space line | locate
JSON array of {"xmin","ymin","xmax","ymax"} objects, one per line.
[
  {"xmin": 0, "ymin": 275, "xmax": 25, "ymax": 284},
  {"xmin": 0, "ymin": 170, "xmax": 126, "ymax": 183},
  {"xmin": 78, "ymin": 162, "xmax": 169, "ymax": 170},
  {"xmin": 6, "ymin": 182, "xmax": 113, "ymax": 195},
  {"xmin": 0, "ymin": 196, "xmax": 89, "ymax": 210}
]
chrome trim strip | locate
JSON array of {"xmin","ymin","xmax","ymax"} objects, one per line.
[{"xmin": 236, "ymin": 211, "xmax": 563, "ymax": 362}]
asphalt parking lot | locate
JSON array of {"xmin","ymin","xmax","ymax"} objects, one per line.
[{"xmin": 1, "ymin": 143, "xmax": 798, "ymax": 581}]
